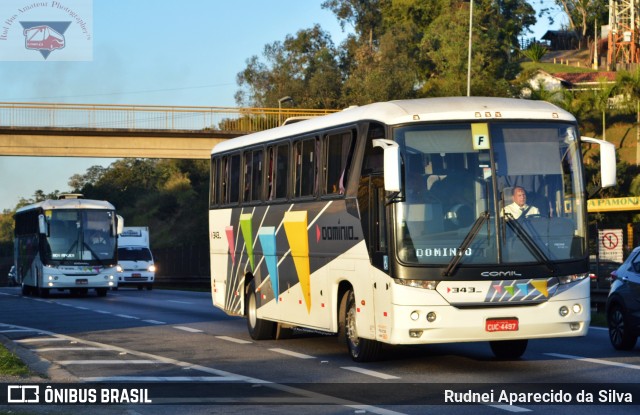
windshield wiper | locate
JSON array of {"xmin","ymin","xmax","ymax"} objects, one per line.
[
  {"xmin": 504, "ymin": 213, "xmax": 556, "ymax": 275},
  {"xmin": 82, "ymin": 242, "xmax": 106, "ymax": 266},
  {"xmin": 443, "ymin": 211, "xmax": 490, "ymax": 277}
]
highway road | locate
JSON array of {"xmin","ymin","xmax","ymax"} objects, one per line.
[{"xmin": 0, "ymin": 286, "xmax": 639, "ymax": 414}]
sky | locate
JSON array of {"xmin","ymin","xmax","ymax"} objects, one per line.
[{"xmin": 0, "ymin": 0, "xmax": 562, "ymax": 212}]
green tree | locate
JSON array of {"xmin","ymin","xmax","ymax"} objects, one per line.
[
  {"xmin": 616, "ymin": 68, "xmax": 640, "ymax": 165},
  {"xmin": 589, "ymin": 78, "xmax": 617, "ymax": 141},
  {"xmin": 235, "ymin": 24, "xmax": 342, "ymax": 109},
  {"xmin": 550, "ymin": 1, "xmax": 608, "ymax": 46}
]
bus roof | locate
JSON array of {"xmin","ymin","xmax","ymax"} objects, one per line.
[
  {"xmin": 16, "ymin": 198, "xmax": 116, "ymax": 214},
  {"xmin": 211, "ymin": 97, "xmax": 576, "ymax": 155}
]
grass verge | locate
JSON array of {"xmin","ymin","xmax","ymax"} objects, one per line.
[{"xmin": 0, "ymin": 343, "xmax": 32, "ymax": 377}]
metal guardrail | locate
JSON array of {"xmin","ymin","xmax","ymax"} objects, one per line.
[{"xmin": 0, "ymin": 102, "xmax": 338, "ymax": 133}]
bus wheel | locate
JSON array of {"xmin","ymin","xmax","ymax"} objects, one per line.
[
  {"xmin": 344, "ymin": 289, "xmax": 382, "ymax": 362},
  {"xmin": 489, "ymin": 339, "xmax": 528, "ymax": 359},
  {"xmin": 21, "ymin": 284, "xmax": 31, "ymax": 296},
  {"xmin": 246, "ymin": 280, "xmax": 275, "ymax": 340},
  {"xmin": 96, "ymin": 288, "xmax": 108, "ymax": 297},
  {"xmin": 38, "ymin": 287, "xmax": 49, "ymax": 298}
]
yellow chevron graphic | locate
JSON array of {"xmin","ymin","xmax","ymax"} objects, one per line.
[
  {"xmin": 531, "ymin": 280, "xmax": 549, "ymax": 297},
  {"xmin": 283, "ymin": 211, "xmax": 311, "ymax": 313}
]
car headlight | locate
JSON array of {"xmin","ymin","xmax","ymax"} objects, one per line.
[
  {"xmin": 148, "ymin": 265, "xmax": 156, "ymax": 272},
  {"xmin": 116, "ymin": 265, "xmax": 123, "ymax": 272}
]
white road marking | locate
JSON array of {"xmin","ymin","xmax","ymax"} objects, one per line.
[
  {"xmin": 545, "ymin": 353, "xmax": 640, "ymax": 370},
  {"xmin": 15, "ymin": 337, "xmax": 68, "ymax": 343},
  {"xmin": 0, "ymin": 329, "xmax": 35, "ymax": 334},
  {"xmin": 115, "ymin": 314, "xmax": 139, "ymax": 319},
  {"xmin": 143, "ymin": 319, "xmax": 166, "ymax": 325},
  {"xmin": 269, "ymin": 348, "xmax": 316, "ymax": 359},
  {"xmin": 58, "ymin": 359, "xmax": 162, "ymax": 365},
  {"xmin": 341, "ymin": 366, "xmax": 400, "ymax": 380},
  {"xmin": 2, "ymin": 323, "xmax": 406, "ymax": 415},
  {"xmin": 74, "ymin": 306, "xmax": 89, "ymax": 310},
  {"xmin": 487, "ymin": 404, "xmax": 531, "ymax": 412},
  {"xmin": 216, "ymin": 336, "xmax": 252, "ymax": 344},
  {"xmin": 168, "ymin": 300, "xmax": 192, "ymax": 304},
  {"xmin": 34, "ymin": 347, "xmax": 107, "ymax": 352},
  {"xmin": 173, "ymin": 326, "xmax": 203, "ymax": 333},
  {"xmin": 95, "ymin": 310, "xmax": 111, "ymax": 314},
  {"xmin": 81, "ymin": 376, "xmax": 246, "ymax": 382}
]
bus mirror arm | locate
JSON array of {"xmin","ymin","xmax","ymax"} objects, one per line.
[
  {"xmin": 581, "ymin": 137, "xmax": 616, "ymax": 189},
  {"xmin": 372, "ymin": 139, "xmax": 401, "ymax": 192},
  {"xmin": 38, "ymin": 214, "xmax": 47, "ymax": 235}
]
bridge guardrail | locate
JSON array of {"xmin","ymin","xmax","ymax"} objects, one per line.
[{"xmin": 0, "ymin": 102, "xmax": 337, "ymax": 133}]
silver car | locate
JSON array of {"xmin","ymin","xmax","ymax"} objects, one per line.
[{"xmin": 606, "ymin": 246, "xmax": 640, "ymax": 350}]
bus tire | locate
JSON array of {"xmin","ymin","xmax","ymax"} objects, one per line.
[
  {"xmin": 343, "ymin": 289, "xmax": 382, "ymax": 362},
  {"xmin": 246, "ymin": 280, "xmax": 275, "ymax": 340},
  {"xmin": 489, "ymin": 339, "xmax": 528, "ymax": 359},
  {"xmin": 21, "ymin": 283, "xmax": 30, "ymax": 296},
  {"xmin": 38, "ymin": 287, "xmax": 49, "ymax": 298},
  {"xmin": 96, "ymin": 288, "xmax": 108, "ymax": 297}
]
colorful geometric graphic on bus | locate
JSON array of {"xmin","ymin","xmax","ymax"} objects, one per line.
[
  {"xmin": 531, "ymin": 280, "xmax": 549, "ymax": 297},
  {"xmin": 489, "ymin": 280, "xmax": 550, "ymax": 299},
  {"xmin": 283, "ymin": 211, "xmax": 311, "ymax": 313},
  {"xmin": 239, "ymin": 213, "xmax": 255, "ymax": 272},
  {"xmin": 225, "ymin": 226, "xmax": 236, "ymax": 265},
  {"xmin": 258, "ymin": 227, "xmax": 279, "ymax": 302}
]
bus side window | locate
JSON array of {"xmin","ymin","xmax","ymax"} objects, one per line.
[
  {"xmin": 268, "ymin": 143, "xmax": 289, "ymax": 200},
  {"xmin": 251, "ymin": 149, "xmax": 263, "ymax": 202},
  {"xmin": 209, "ymin": 157, "xmax": 217, "ymax": 207},
  {"xmin": 220, "ymin": 156, "xmax": 229, "ymax": 205},
  {"xmin": 294, "ymin": 137, "xmax": 317, "ymax": 198},
  {"xmin": 229, "ymin": 154, "xmax": 241, "ymax": 204},
  {"xmin": 243, "ymin": 152, "xmax": 252, "ymax": 202},
  {"xmin": 324, "ymin": 130, "xmax": 355, "ymax": 195}
]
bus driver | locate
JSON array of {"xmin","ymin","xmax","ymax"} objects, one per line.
[{"xmin": 503, "ymin": 186, "xmax": 539, "ymax": 219}]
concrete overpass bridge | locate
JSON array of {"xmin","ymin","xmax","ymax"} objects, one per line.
[{"xmin": 0, "ymin": 102, "xmax": 337, "ymax": 159}]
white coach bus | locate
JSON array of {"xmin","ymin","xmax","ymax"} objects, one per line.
[
  {"xmin": 208, "ymin": 97, "xmax": 616, "ymax": 361},
  {"xmin": 14, "ymin": 194, "xmax": 123, "ymax": 297}
]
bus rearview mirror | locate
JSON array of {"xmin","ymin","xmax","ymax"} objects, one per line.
[
  {"xmin": 372, "ymin": 139, "xmax": 401, "ymax": 192},
  {"xmin": 581, "ymin": 137, "xmax": 616, "ymax": 188},
  {"xmin": 38, "ymin": 214, "xmax": 47, "ymax": 235},
  {"xmin": 116, "ymin": 215, "xmax": 124, "ymax": 235}
]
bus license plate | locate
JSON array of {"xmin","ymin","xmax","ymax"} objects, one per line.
[
  {"xmin": 75, "ymin": 279, "xmax": 88, "ymax": 285},
  {"xmin": 486, "ymin": 318, "xmax": 518, "ymax": 332}
]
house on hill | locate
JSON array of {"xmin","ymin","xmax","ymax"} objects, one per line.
[
  {"xmin": 522, "ymin": 70, "xmax": 616, "ymax": 98},
  {"xmin": 541, "ymin": 30, "xmax": 580, "ymax": 50}
]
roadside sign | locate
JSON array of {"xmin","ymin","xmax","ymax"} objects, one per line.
[{"xmin": 598, "ymin": 229, "xmax": 623, "ymax": 263}]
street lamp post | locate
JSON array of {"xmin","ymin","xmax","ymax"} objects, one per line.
[
  {"xmin": 278, "ymin": 96, "xmax": 293, "ymax": 125},
  {"xmin": 467, "ymin": 0, "xmax": 473, "ymax": 97}
]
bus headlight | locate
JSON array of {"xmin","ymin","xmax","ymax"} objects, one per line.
[
  {"xmin": 394, "ymin": 279, "xmax": 438, "ymax": 290},
  {"xmin": 148, "ymin": 265, "xmax": 156, "ymax": 272},
  {"xmin": 558, "ymin": 273, "xmax": 588, "ymax": 284}
]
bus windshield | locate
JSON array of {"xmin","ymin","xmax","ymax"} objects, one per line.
[
  {"xmin": 394, "ymin": 121, "xmax": 585, "ymax": 266},
  {"xmin": 44, "ymin": 209, "xmax": 117, "ymax": 264}
]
